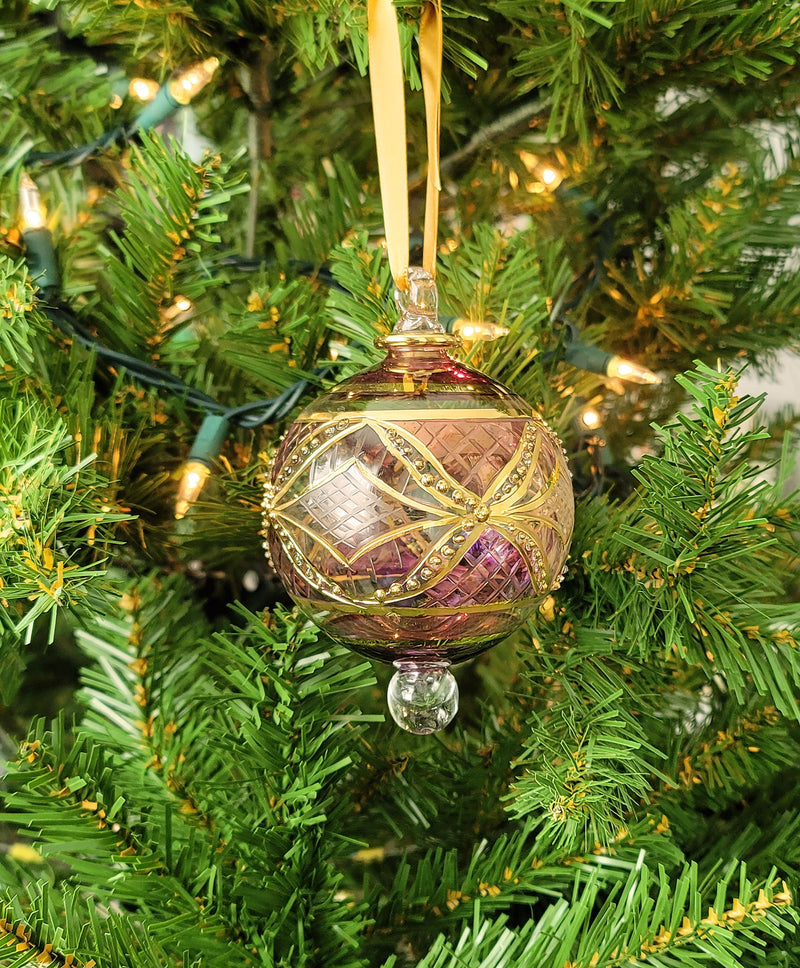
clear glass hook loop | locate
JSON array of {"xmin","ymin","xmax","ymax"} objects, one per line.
[{"xmin": 393, "ymin": 266, "xmax": 444, "ymax": 336}]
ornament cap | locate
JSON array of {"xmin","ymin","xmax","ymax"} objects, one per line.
[{"xmin": 387, "ymin": 660, "xmax": 458, "ymax": 734}]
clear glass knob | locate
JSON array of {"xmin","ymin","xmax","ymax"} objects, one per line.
[{"xmin": 387, "ymin": 660, "xmax": 458, "ymax": 734}]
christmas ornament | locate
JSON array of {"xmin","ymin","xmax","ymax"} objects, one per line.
[
  {"xmin": 263, "ymin": 268, "xmax": 574, "ymax": 733},
  {"xmin": 264, "ymin": 0, "xmax": 573, "ymax": 733}
]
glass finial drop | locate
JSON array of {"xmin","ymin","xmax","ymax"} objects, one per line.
[{"xmin": 387, "ymin": 660, "xmax": 458, "ymax": 734}]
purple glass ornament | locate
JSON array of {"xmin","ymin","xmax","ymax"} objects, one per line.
[{"xmin": 264, "ymin": 269, "xmax": 574, "ymax": 733}]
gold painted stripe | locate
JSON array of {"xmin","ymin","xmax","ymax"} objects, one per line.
[
  {"xmin": 486, "ymin": 424, "xmax": 543, "ymax": 504},
  {"xmin": 379, "ymin": 521, "xmax": 487, "ymax": 601},
  {"xmin": 297, "ymin": 408, "xmax": 534, "ymax": 422},
  {"xmin": 355, "ymin": 460, "xmax": 458, "ymax": 517},
  {"xmin": 270, "ymin": 419, "xmax": 369, "ymax": 505},
  {"xmin": 297, "ymin": 597, "xmax": 540, "ymax": 616},
  {"xmin": 349, "ymin": 515, "xmax": 460, "ymax": 563},
  {"xmin": 490, "ymin": 520, "xmax": 551, "ymax": 593},
  {"xmin": 272, "ymin": 455, "xmax": 360, "ymax": 512},
  {"xmin": 370, "ymin": 419, "xmax": 482, "ymax": 510},
  {"xmin": 272, "ymin": 512, "xmax": 352, "ymax": 568}
]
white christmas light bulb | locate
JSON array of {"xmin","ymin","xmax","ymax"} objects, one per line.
[
  {"xmin": 606, "ymin": 355, "xmax": 662, "ymax": 385},
  {"xmin": 175, "ymin": 461, "xmax": 211, "ymax": 520},
  {"xmin": 452, "ymin": 319, "xmax": 510, "ymax": 342},
  {"xmin": 169, "ymin": 58, "xmax": 220, "ymax": 105},
  {"xmin": 580, "ymin": 407, "xmax": 602, "ymax": 430},
  {"xmin": 129, "ymin": 78, "xmax": 160, "ymax": 102},
  {"xmin": 19, "ymin": 175, "xmax": 45, "ymax": 230}
]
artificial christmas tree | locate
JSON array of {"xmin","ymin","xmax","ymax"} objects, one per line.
[{"xmin": 1, "ymin": 1, "xmax": 800, "ymax": 965}]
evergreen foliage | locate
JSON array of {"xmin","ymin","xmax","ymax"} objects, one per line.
[{"xmin": 1, "ymin": 0, "xmax": 799, "ymax": 965}]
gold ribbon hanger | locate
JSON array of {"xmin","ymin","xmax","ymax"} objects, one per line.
[{"xmin": 368, "ymin": 0, "xmax": 443, "ymax": 290}]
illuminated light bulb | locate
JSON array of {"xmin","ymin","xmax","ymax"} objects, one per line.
[
  {"xmin": 18, "ymin": 174, "xmax": 59, "ymax": 291},
  {"xmin": 161, "ymin": 295, "xmax": 194, "ymax": 324},
  {"xmin": 168, "ymin": 57, "xmax": 220, "ymax": 105},
  {"xmin": 580, "ymin": 407, "xmax": 602, "ymax": 430},
  {"xmin": 23, "ymin": 209, "xmax": 43, "ymax": 229},
  {"xmin": 109, "ymin": 93, "xmax": 124, "ymax": 110},
  {"xmin": 174, "ymin": 414, "xmax": 230, "ymax": 520},
  {"xmin": 327, "ymin": 340, "xmax": 348, "ymax": 361},
  {"xmin": 175, "ymin": 460, "xmax": 211, "ymax": 520},
  {"xmin": 19, "ymin": 174, "xmax": 46, "ymax": 230},
  {"xmin": 452, "ymin": 319, "xmax": 510, "ymax": 342},
  {"xmin": 519, "ymin": 152, "xmax": 564, "ymax": 192},
  {"xmin": 606, "ymin": 355, "xmax": 662, "ymax": 386},
  {"xmin": 129, "ymin": 77, "xmax": 160, "ymax": 102}
]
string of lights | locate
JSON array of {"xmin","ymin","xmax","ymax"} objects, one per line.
[
  {"xmin": 19, "ymin": 184, "xmax": 661, "ymax": 515},
  {"xmin": 18, "ymin": 173, "xmax": 327, "ymax": 518},
  {"xmin": 13, "ymin": 56, "xmax": 662, "ymax": 519},
  {"xmin": 23, "ymin": 58, "xmax": 221, "ymax": 169}
]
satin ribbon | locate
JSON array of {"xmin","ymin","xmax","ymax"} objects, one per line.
[{"xmin": 368, "ymin": 0, "xmax": 443, "ymax": 288}]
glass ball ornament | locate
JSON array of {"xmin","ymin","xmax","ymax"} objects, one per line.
[{"xmin": 263, "ymin": 268, "xmax": 574, "ymax": 734}]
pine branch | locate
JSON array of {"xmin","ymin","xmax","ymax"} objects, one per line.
[
  {"xmin": 578, "ymin": 361, "xmax": 800, "ymax": 719},
  {"xmin": 45, "ymin": 568, "xmax": 386, "ymax": 964},
  {"xmin": 325, "ymin": 235, "xmax": 395, "ymax": 368},
  {"xmin": 0, "ymin": 393, "xmax": 131, "ymax": 690},
  {"xmin": 666, "ymin": 704, "xmax": 798, "ymax": 804},
  {"xmin": 278, "ymin": 156, "xmax": 382, "ymax": 266},
  {"xmin": 0, "ymin": 879, "xmax": 191, "ymax": 968},
  {"xmin": 184, "ymin": 605, "xmax": 385, "ymax": 964},
  {"xmin": 411, "ymin": 862, "xmax": 797, "ymax": 968},
  {"xmin": 213, "ymin": 270, "xmax": 328, "ymax": 384},
  {"xmin": 364, "ymin": 814, "xmax": 682, "ymax": 947},
  {"xmin": 495, "ymin": 0, "xmax": 800, "ymax": 142},
  {"xmin": 505, "ymin": 639, "xmax": 666, "ymax": 852},
  {"xmin": 0, "ymin": 717, "xmax": 239, "ymax": 964},
  {"xmin": 0, "ymin": 260, "xmax": 40, "ymax": 371},
  {"xmin": 435, "ymin": 224, "xmax": 573, "ymax": 418},
  {"xmin": 74, "ymin": 132, "xmax": 247, "ymax": 356},
  {"xmin": 0, "ymin": 12, "xmax": 122, "ymax": 159}
]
